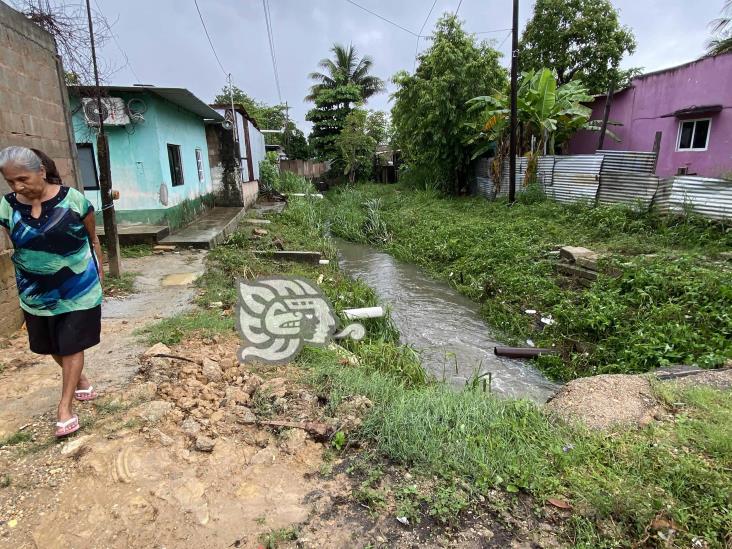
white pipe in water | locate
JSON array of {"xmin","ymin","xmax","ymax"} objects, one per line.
[{"xmin": 343, "ymin": 306, "xmax": 384, "ymax": 319}]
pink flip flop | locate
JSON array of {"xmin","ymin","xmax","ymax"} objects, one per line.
[
  {"xmin": 74, "ymin": 386, "xmax": 97, "ymax": 401},
  {"xmin": 55, "ymin": 415, "xmax": 80, "ymax": 438}
]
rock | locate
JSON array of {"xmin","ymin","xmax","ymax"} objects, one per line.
[
  {"xmin": 235, "ymin": 406, "xmax": 257, "ymax": 424},
  {"xmin": 136, "ymin": 400, "xmax": 174, "ymax": 423},
  {"xmin": 202, "ymin": 358, "xmax": 222, "ymax": 382},
  {"xmin": 156, "ymin": 430, "xmax": 174, "ymax": 447},
  {"xmin": 225, "ymin": 387, "xmax": 250, "ymax": 406},
  {"xmin": 177, "ymin": 397, "xmax": 196, "ymax": 411},
  {"xmin": 125, "ymin": 382, "xmax": 158, "ymax": 402},
  {"xmin": 250, "ymin": 445, "xmax": 278, "ymax": 464},
  {"xmin": 257, "ymin": 378, "xmax": 287, "ymax": 399},
  {"xmin": 181, "ymin": 418, "xmax": 202, "ymax": 437},
  {"xmin": 242, "ymin": 374, "xmax": 263, "ymax": 396},
  {"xmin": 60, "ymin": 435, "xmax": 94, "ymax": 457},
  {"xmin": 194, "ymin": 436, "xmax": 216, "ymax": 452},
  {"xmin": 253, "ymin": 228, "xmax": 269, "ymax": 236},
  {"xmin": 144, "ymin": 342, "xmax": 171, "ymax": 357},
  {"xmin": 559, "ymin": 246, "xmax": 598, "ymax": 263},
  {"xmin": 280, "ymin": 428, "xmax": 308, "ymax": 455},
  {"xmin": 209, "ymin": 411, "xmax": 224, "ymax": 424}
]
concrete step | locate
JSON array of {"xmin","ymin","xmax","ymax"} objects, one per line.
[
  {"xmin": 97, "ymin": 224, "xmax": 169, "ymax": 245},
  {"xmin": 158, "ymin": 207, "xmax": 246, "ymax": 249}
]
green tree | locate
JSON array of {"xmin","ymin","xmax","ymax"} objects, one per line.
[
  {"xmin": 306, "ymin": 84, "xmax": 363, "ymax": 162},
  {"xmin": 306, "ymin": 44, "xmax": 385, "ymax": 162},
  {"xmin": 520, "ymin": 0, "xmax": 637, "ymax": 94},
  {"xmin": 336, "ymin": 108, "xmax": 377, "ymax": 183},
  {"xmin": 307, "ymin": 43, "xmax": 385, "ymax": 102},
  {"xmin": 708, "ymin": 1, "xmax": 732, "ymax": 55},
  {"xmin": 284, "ymin": 124, "xmax": 310, "ymax": 160},
  {"xmin": 469, "ymin": 69, "xmax": 611, "ymax": 187},
  {"xmin": 365, "ymin": 110, "xmax": 389, "ymax": 146},
  {"xmin": 391, "ymin": 14, "xmax": 507, "ymax": 194}
]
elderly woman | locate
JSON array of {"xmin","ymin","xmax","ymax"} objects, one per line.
[{"xmin": 0, "ymin": 146, "xmax": 104, "ymax": 437}]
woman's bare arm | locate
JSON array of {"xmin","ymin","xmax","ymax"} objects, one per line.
[{"xmin": 82, "ymin": 213, "xmax": 105, "ymax": 286}]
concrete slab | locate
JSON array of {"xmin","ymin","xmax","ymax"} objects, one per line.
[
  {"xmin": 97, "ymin": 224, "xmax": 169, "ymax": 245},
  {"xmin": 159, "ymin": 207, "xmax": 246, "ymax": 249}
]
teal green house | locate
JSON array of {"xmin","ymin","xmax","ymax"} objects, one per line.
[{"xmin": 68, "ymin": 85, "xmax": 224, "ymax": 228}]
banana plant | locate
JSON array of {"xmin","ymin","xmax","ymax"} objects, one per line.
[{"xmin": 467, "ymin": 69, "xmax": 619, "ymax": 187}]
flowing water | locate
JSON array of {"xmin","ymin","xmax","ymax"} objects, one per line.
[{"xmin": 336, "ymin": 239, "xmax": 560, "ymax": 403}]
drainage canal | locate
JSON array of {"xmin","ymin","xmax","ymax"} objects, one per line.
[{"xmin": 336, "ymin": 239, "xmax": 560, "ymax": 403}]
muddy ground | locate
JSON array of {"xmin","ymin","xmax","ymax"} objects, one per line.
[{"xmin": 0, "ymin": 250, "xmax": 557, "ymax": 549}]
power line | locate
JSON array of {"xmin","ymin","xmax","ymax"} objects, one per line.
[
  {"xmin": 498, "ymin": 29, "xmax": 512, "ymax": 50},
  {"xmin": 414, "ymin": 0, "xmax": 439, "ymax": 71},
  {"xmin": 262, "ymin": 0, "xmax": 283, "ymax": 104},
  {"xmin": 343, "ymin": 0, "xmax": 419, "ymax": 37},
  {"xmin": 475, "ymin": 28, "xmax": 512, "ymax": 34},
  {"xmin": 193, "ymin": 0, "xmax": 227, "ymax": 76},
  {"xmin": 455, "ymin": 0, "xmax": 464, "ymax": 14}
]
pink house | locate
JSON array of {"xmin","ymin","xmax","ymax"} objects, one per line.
[{"xmin": 568, "ymin": 52, "xmax": 732, "ymax": 179}]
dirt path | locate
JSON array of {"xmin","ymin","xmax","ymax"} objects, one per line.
[
  {"xmin": 0, "ymin": 248, "xmax": 554, "ymax": 549},
  {"xmin": 0, "ymin": 249, "xmax": 205, "ymax": 438}
]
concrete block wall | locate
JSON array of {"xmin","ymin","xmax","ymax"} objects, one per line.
[
  {"xmin": 0, "ymin": 1, "xmax": 81, "ymax": 198},
  {"xmin": 0, "ymin": 2, "xmax": 81, "ymax": 334},
  {"xmin": 0, "ymin": 250, "xmax": 23, "ymax": 336}
]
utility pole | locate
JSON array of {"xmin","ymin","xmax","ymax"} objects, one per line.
[
  {"xmin": 508, "ymin": 0, "xmax": 519, "ymax": 203},
  {"xmin": 85, "ymin": 0, "xmax": 121, "ymax": 276}
]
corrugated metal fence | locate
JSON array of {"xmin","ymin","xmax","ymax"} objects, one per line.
[{"xmin": 474, "ymin": 151, "xmax": 731, "ymax": 221}]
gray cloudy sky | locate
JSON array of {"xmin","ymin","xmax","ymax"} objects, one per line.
[{"xmin": 79, "ymin": 0, "xmax": 723, "ymax": 131}]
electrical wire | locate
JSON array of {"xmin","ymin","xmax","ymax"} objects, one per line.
[
  {"xmin": 455, "ymin": 0, "xmax": 464, "ymax": 14},
  {"xmin": 262, "ymin": 0, "xmax": 283, "ymax": 104},
  {"xmin": 193, "ymin": 0, "xmax": 227, "ymax": 76},
  {"xmin": 475, "ymin": 28, "xmax": 512, "ymax": 34},
  {"xmin": 343, "ymin": 0, "xmax": 419, "ymax": 37},
  {"xmin": 414, "ymin": 0, "xmax": 439, "ymax": 71},
  {"xmin": 498, "ymin": 29, "xmax": 513, "ymax": 50}
]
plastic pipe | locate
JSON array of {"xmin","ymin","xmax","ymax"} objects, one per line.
[{"xmin": 343, "ymin": 306, "xmax": 384, "ymax": 320}]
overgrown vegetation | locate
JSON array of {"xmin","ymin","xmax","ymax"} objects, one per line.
[
  {"xmin": 391, "ymin": 14, "xmax": 506, "ymax": 194},
  {"xmin": 321, "ymin": 184, "xmax": 731, "ymax": 380},
  {"xmin": 139, "ymin": 194, "xmax": 732, "ymax": 546}
]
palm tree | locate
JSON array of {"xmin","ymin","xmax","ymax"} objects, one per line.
[
  {"xmin": 708, "ymin": 1, "xmax": 732, "ymax": 55},
  {"xmin": 307, "ymin": 43, "xmax": 385, "ymax": 102}
]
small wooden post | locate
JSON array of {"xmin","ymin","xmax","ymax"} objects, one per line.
[
  {"xmin": 651, "ymin": 131, "xmax": 662, "ymax": 173},
  {"xmin": 598, "ymin": 81, "xmax": 615, "ymax": 150}
]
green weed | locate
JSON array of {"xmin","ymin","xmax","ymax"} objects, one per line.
[
  {"xmin": 0, "ymin": 430, "xmax": 32, "ymax": 447},
  {"xmin": 137, "ymin": 310, "xmax": 234, "ymax": 346},
  {"xmin": 103, "ymin": 272, "xmax": 138, "ymax": 297},
  {"xmin": 321, "ymin": 184, "xmax": 732, "ymax": 380},
  {"xmin": 259, "ymin": 526, "xmax": 299, "ymax": 549}
]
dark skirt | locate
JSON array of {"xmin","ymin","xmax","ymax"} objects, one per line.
[{"xmin": 23, "ymin": 305, "xmax": 101, "ymax": 356}]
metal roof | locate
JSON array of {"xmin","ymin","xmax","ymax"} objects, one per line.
[
  {"xmin": 68, "ymin": 85, "xmax": 224, "ymax": 121},
  {"xmin": 210, "ymin": 104, "xmax": 259, "ymax": 129}
]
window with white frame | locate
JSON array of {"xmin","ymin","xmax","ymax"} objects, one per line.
[
  {"xmin": 195, "ymin": 148, "xmax": 205, "ymax": 183},
  {"xmin": 676, "ymin": 118, "xmax": 711, "ymax": 151}
]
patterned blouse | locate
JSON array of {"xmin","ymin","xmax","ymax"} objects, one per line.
[{"xmin": 0, "ymin": 186, "xmax": 102, "ymax": 316}]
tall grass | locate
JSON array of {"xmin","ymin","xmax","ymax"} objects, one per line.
[{"xmin": 321, "ymin": 184, "xmax": 732, "ymax": 380}]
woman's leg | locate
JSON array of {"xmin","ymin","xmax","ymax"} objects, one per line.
[
  {"xmin": 57, "ymin": 351, "xmax": 84, "ymax": 422},
  {"xmin": 51, "ymin": 354, "xmax": 91, "ymax": 390}
]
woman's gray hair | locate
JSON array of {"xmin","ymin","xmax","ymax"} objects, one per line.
[{"xmin": 0, "ymin": 146, "xmax": 43, "ymax": 172}]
